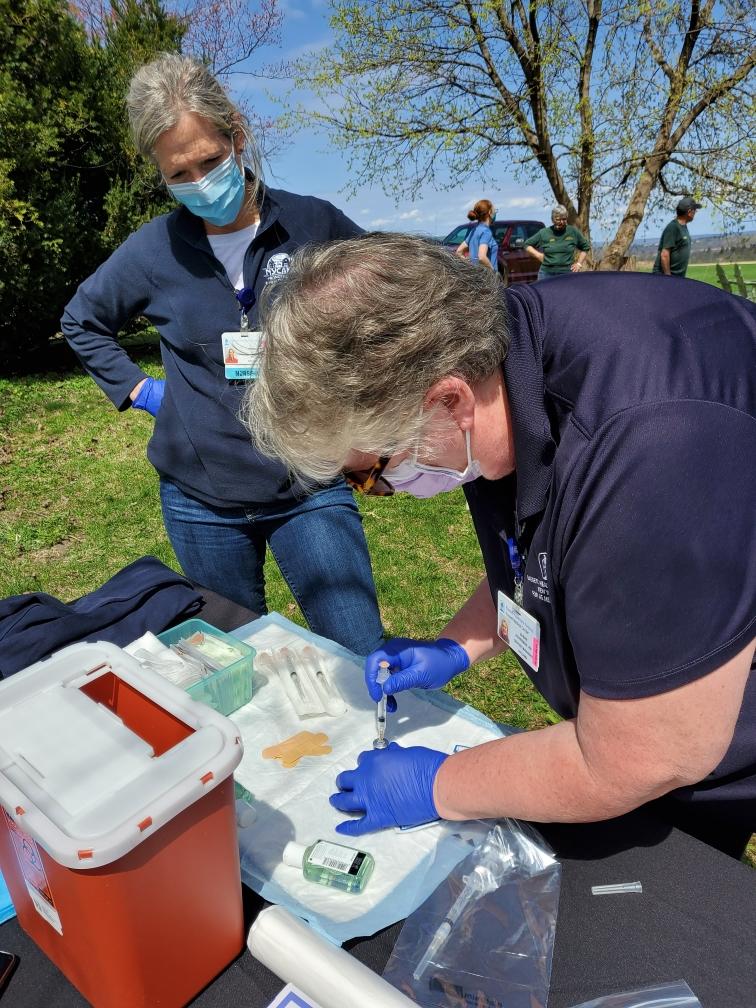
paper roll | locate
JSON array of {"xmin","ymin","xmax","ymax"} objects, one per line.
[{"xmin": 247, "ymin": 906, "xmax": 415, "ymax": 1008}]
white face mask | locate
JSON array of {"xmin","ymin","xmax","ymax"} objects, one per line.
[{"xmin": 387, "ymin": 430, "xmax": 482, "ymax": 498}]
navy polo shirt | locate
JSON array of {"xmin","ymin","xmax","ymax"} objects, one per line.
[{"xmin": 464, "ymin": 273, "xmax": 756, "ymax": 825}]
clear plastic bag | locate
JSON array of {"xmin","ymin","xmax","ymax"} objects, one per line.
[
  {"xmin": 568, "ymin": 980, "xmax": 702, "ymax": 1008},
  {"xmin": 383, "ymin": 819, "xmax": 560, "ymax": 1008}
]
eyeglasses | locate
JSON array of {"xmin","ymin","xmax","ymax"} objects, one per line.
[{"xmin": 343, "ymin": 456, "xmax": 395, "ymax": 496}]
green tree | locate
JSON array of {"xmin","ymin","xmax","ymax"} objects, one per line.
[
  {"xmin": 0, "ymin": 0, "xmax": 102, "ymax": 365},
  {"xmin": 0, "ymin": 0, "xmax": 183, "ymax": 368},
  {"xmin": 75, "ymin": 0, "xmax": 287, "ymax": 162},
  {"xmin": 94, "ymin": 0, "xmax": 185, "ymax": 248},
  {"xmin": 298, "ymin": 0, "xmax": 755, "ymax": 267}
]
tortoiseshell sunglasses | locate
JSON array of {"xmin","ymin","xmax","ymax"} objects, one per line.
[{"xmin": 343, "ymin": 456, "xmax": 394, "ymax": 496}]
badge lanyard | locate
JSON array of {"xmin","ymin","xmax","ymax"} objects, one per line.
[
  {"xmin": 505, "ymin": 535, "xmax": 525, "ymax": 606},
  {"xmin": 498, "ymin": 530, "xmax": 540, "ymax": 671},
  {"xmin": 235, "ymin": 286, "xmax": 256, "ymax": 330},
  {"xmin": 221, "ymin": 286, "xmax": 263, "ymax": 381}
]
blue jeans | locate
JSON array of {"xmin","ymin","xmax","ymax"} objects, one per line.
[
  {"xmin": 537, "ymin": 268, "xmax": 562, "ymax": 281},
  {"xmin": 160, "ymin": 480, "xmax": 384, "ymax": 655}
]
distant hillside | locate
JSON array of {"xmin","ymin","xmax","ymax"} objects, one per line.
[{"xmin": 597, "ymin": 229, "xmax": 756, "ymax": 265}]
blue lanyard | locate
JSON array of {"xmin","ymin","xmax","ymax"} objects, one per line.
[
  {"xmin": 505, "ymin": 536, "xmax": 525, "ymax": 606},
  {"xmin": 235, "ymin": 287, "xmax": 255, "ymax": 330}
]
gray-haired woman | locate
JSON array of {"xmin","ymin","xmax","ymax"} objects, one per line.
[
  {"xmin": 243, "ymin": 231, "xmax": 756, "ymax": 858},
  {"xmin": 525, "ymin": 205, "xmax": 590, "ymax": 279},
  {"xmin": 61, "ymin": 53, "xmax": 384, "ymax": 655}
]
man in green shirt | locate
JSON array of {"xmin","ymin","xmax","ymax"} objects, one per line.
[
  {"xmin": 525, "ymin": 205, "xmax": 591, "ymax": 279},
  {"xmin": 652, "ymin": 196, "xmax": 702, "ymax": 277}
]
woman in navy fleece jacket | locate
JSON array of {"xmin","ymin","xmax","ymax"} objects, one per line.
[{"xmin": 61, "ymin": 53, "xmax": 384, "ymax": 655}]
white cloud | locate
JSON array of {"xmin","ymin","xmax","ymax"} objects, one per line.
[
  {"xmin": 278, "ymin": 0, "xmax": 307, "ymax": 20},
  {"xmin": 504, "ymin": 196, "xmax": 542, "ymax": 209},
  {"xmin": 398, "ymin": 208, "xmax": 421, "ymax": 220},
  {"xmin": 282, "ymin": 35, "xmax": 333, "ymax": 61},
  {"xmin": 369, "ymin": 217, "xmax": 394, "ymax": 227}
]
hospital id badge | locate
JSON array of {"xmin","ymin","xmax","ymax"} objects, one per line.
[
  {"xmin": 221, "ymin": 330, "xmax": 263, "ymax": 380},
  {"xmin": 497, "ymin": 590, "xmax": 540, "ymax": 671}
]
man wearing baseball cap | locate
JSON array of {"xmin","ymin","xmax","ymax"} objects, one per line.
[{"xmin": 652, "ymin": 196, "xmax": 703, "ymax": 277}]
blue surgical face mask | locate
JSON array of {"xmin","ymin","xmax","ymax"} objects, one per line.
[
  {"xmin": 387, "ymin": 430, "xmax": 482, "ymax": 498},
  {"xmin": 490, "ymin": 210, "xmax": 497, "ymax": 222},
  {"xmin": 167, "ymin": 151, "xmax": 245, "ymax": 227}
]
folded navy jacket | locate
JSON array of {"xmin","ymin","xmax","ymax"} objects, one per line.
[{"xmin": 0, "ymin": 556, "xmax": 203, "ymax": 678}]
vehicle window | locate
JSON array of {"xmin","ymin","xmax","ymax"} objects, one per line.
[
  {"xmin": 510, "ymin": 225, "xmax": 530, "ymax": 243},
  {"xmin": 444, "ymin": 225, "xmax": 474, "ymax": 244},
  {"xmin": 492, "ymin": 223, "xmax": 509, "ymax": 241},
  {"xmin": 523, "ymin": 222, "xmax": 542, "ymax": 238}
]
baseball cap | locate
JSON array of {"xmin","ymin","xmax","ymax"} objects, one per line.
[{"xmin": 677, "ymin": 196, "xmax": 703, "ymax": 212}]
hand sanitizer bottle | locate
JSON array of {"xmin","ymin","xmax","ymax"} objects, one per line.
[{"xmin": 282, "ymin": 839, "xmax": 375, "ymax": 893}]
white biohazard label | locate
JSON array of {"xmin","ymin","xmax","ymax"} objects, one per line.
[{"xmin": 3, "ymin": 809, "xmax": 63, "ymax": 934}]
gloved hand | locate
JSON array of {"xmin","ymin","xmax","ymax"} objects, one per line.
[
  {"xmin": 330, "ymin": 742, "xmax": 447, "ymax": 836},
  {"xmin": 131, "ymin": 377, "xmax": 165, "ymax": 417},
  {"xmin": 365, "ymin": 637, "xmax": 470, "ymax": 712}
]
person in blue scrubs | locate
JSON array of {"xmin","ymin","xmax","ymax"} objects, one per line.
[
  {"xmin": 62, "ymin": 55, "xmax": 384, "ymax": 656},
  {"xmin": 455, "ymin": 200, "xmax": 499, "ymax": 272},
  {"xmin": 244, "ymin": 232, "xmax": 756, "ymax": 857}
]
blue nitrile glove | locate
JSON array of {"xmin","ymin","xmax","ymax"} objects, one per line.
[
  {"xmin": 365, "ymin": 637, "xmax": 470, "ymax": 712},
  {"xmin": 131, "ymin": 377, "xmax": 165, "ymax": 417},
  {"xmin": 330, "ymin": 742, "xmax": 447, "ymax": 836}
]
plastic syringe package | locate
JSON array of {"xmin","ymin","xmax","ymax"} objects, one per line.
[{"xmin": 383, "ymin": 819, "xmax": 561, "ymax": 1008}]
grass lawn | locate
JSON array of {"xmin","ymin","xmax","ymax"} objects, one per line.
[
  {"xmin": 635, "ymin": 260, "xmax": 756, "ymax": 290},
  {"xmin": 686, "ymin": 261, "xmax": 756, "ymax": 286},
  {"xmin": 1, "ymin": 348, "xmax": 752, "ymax": 866}
]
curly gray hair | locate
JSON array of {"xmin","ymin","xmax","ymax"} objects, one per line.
[{"xmin": 243, "ymin": 232, "xmax": 511, "ymax": 483}]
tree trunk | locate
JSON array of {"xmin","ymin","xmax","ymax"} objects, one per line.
[{"xmin": 599, "ymin": 156, "xmax": 665, "ymax": 269}]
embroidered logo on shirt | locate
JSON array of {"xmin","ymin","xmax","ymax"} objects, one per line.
[
  {"xmin": 527, "ymin": 552, "xmax": 551, "ymax": 605},
  {"xmin": 264, "ymin": 253, "xmax": 291, "ymax": 282}
]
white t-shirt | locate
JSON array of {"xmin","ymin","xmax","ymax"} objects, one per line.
[{"xmin": 206, "ymin": 223, "xmax": 259, "ymax": 290}]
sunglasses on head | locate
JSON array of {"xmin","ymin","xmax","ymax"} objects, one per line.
[{"xmin": 343, "ymin": 456, "xmax": 395, "ymax": 496}]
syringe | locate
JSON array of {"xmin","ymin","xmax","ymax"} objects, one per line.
[
  {"xmin": 412, "ymin": 866, "xmax": 488, "ymax": 980},
  {"xmin": 372, "ymin": 660, "xmax": 391, "ymax": 749},
  {"xmin": 279, "ymin": 647, "xmax": 307, "ymax": 701}
]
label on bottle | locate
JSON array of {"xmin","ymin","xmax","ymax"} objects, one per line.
[{"xmin": 306, "ymin": 841, "xmax": 362, "ymax": 875}]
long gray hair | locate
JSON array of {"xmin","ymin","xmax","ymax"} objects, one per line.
[
  {"xmin": 243, "ymin": 232, "xmax": 511, "ymax": 483},
  {"xmin": 126, "ymin": 53, "xmax": 262, "ymax": 203}
]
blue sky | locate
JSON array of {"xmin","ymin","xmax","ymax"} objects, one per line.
[{"xmin": 228, "ymin": 0, "xmax": 751, "ymax": 243}]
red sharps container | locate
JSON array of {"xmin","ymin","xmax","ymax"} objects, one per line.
[{"xmin": 0, "ymin": 641, "xmax": 245, "ymax": 1007}]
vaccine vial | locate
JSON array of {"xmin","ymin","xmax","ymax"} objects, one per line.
[{"xmin": 282, "ymin": 840, "xmax": 375, "ymax": 893}]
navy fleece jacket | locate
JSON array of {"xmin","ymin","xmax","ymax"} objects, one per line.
[{"xmin": 61, "ymin": 186, "xmax": 361, "ymax": 507}]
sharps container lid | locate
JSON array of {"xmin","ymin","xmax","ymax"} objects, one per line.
[{"xmin": 0, "ymin": 641, "xmax": 244, "ymax": 869}]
